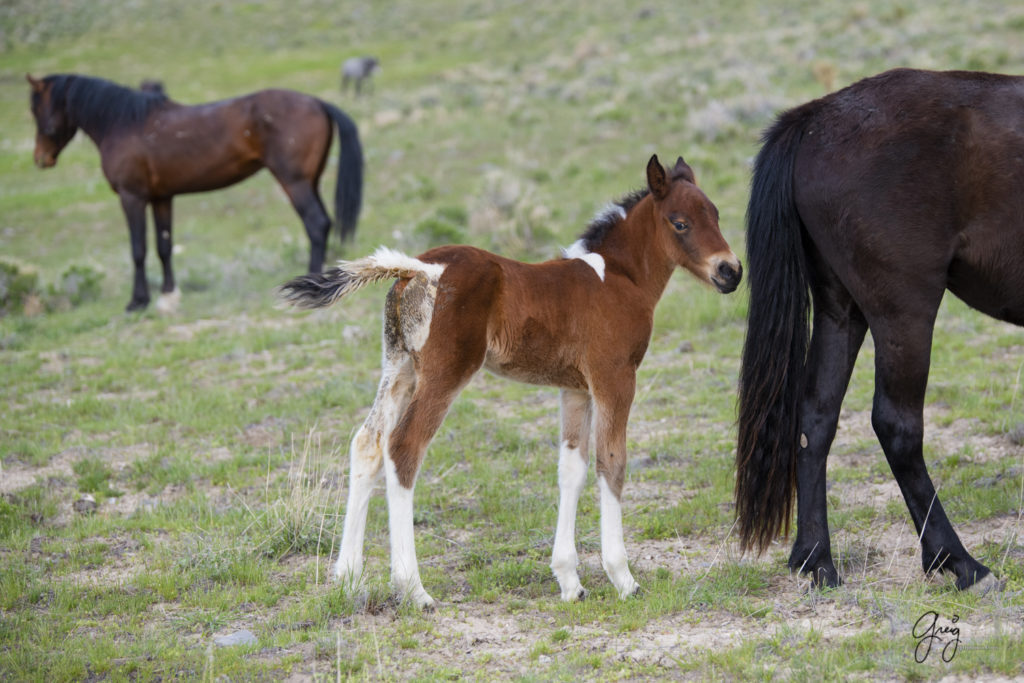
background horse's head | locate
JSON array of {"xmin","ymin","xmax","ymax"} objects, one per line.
[
  {"xmin": 26, "ymin": 74, "xmax": 77, "ymax": 168},
  {"xmin": 646, "ymin": 154, "xmax": 742, "ymax": 293}
]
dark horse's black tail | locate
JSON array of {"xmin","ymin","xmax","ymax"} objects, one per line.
[
  {"xmin": 321, "ymin": 101, "xmax": 364, "ymax": 242},
  {"xmin": 735, "ymin": 110, "xmax": 812, "ymax": 555}
]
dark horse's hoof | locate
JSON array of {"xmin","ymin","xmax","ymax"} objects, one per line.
[
  {"xmin": 807, "ymin": 566, "xmax": 842, "ymax": 590},
  {"xmin": 125, "ymin": 298, "xmax": 149, "ymax": 312},
  {"xmin": 964, "ymin": 572, "xmax": 1001, "ymax": 595}
]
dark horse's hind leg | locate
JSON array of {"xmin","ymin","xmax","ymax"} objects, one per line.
[
  {"xmin": 790, "ymin": 278, "xmax": 867, "ymax": 587},
  {"xmin": 281, "ymin": 180, "xmax": 331, "ymax": 273},
  {"xmin": 151, "ymin": 198, "xmax": 175, "ymax": 295},
  {"xmin": 870, "ymin": 316, "xmax": 992, "ymax": 590},
  {"xmin": 119, "ymin": 192, "xmax": 150, "ymax": 311}
]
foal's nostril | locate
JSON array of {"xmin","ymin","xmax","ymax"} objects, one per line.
[{"xmin": 718, "ymin": 261, "xmax": 740, "ymax": 283}]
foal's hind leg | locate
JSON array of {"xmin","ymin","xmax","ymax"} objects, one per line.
[
  {"xmin": 870, "ymin": 317, "xmax": 994, "ymax": 591},
  {"xmin": 383, "ymin": 360, "xmax": 479, "ymax": 608},
  {"xmin": 592, "ymin": 375, "xmax": 640, "ymax": 599},
  {"xmin": 333, "ymin": 353, "xmax": 416, "ymax": 589},
  {"xmin": 790, "ymin": 276, "xmax": 868, "ymax": 587},
  {"xmin": 550, "ymin": 389, "xmax": 592, "ymax": 601}
]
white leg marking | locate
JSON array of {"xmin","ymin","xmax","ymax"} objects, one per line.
[
  {"xmin": 333, "ymin": 355, "xmax": 412, "ymax": 591},
  {"xmin": 598, "ymin": 475, "xmax": 639, "ymax": 599},
  {"xmin": 333, "ymin": 423, "xmax": 383, "ymax": 589},
  {"xmin": 551, "ymin": 441, "xmax": 588, "ymax": 601},
  {"xmin": 384, "ymin": 456, "xmax": 434, "ymax": 608}
]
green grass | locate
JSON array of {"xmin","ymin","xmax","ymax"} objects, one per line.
[{"xmin": 1, "ymin": 0, "xmax": 1023, "ymax": 679}]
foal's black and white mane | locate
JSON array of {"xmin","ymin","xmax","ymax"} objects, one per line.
[
  {"xmin": 574, "ymin": 166, "xmax": 695, "ymax": 252},
  {"xmin": 37, "ymin": 74, "xmax": 169, "ymax": 139}
]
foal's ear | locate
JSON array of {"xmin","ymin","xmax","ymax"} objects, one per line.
[
  {"xmin": 672, "ymin": 156, "xmax": 696, "ymax": 184},
  {"xmin": 26, "ymin": 74, "xmax": 45, "ymax": 92},
  {"xmin": 646, "ymin": 154, "xmax": 670, "ymax": 200}
]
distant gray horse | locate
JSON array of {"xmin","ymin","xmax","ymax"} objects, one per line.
[{"xmin": 341, "ymin": 56, "xmax": 380, "ymax": 95}]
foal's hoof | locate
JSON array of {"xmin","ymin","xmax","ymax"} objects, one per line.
[
  {"xmin": 617, "ymin": 579, "xmax": 641, "ymax": 600},
  {"xmin": 397, "ymin": 587, "xmax": 436, "ymax": 611},
  {"xmin": 560, "ymin": 586, "xmax": 588, "ymax": 602}
]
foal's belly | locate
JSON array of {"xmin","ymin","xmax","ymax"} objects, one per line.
[{"xmin": 482, "ymin": 350, "xmax": 587, "ymax": 391}]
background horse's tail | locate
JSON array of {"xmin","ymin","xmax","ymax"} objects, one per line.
[
  {"xmin": 279, "ymin": 247, "xmax": 444, "ymax": 309},
  {"xmin": 735, "ymin": 111, "xmax": 812, "ymax": 555},
  {"xmin": 321, "ymin": 101, "xmax": 364, "ymax": 242}
]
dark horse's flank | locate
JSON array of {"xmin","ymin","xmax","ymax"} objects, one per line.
[
  {"xmin": 27, "ymin": 73, "xmax": 364, "ymax": 311},
  {"xmin": 737, "ymin": 68, "xmax": 1023, "ymax": 592}
]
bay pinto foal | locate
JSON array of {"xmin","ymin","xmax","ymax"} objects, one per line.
[{"xmin": 281, "ymin": 155, "xmax": 742, "ymax": 608}]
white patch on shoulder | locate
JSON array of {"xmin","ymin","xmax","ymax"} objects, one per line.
[
  {"xmin": 562, "ymin": 240, "xmax": 606, "ymax": 282},
  {"xmin": 368, "ymin": 246, "xmax": 446, "ymax": 281}
]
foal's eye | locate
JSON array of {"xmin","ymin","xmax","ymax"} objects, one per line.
[{"xmin": 672, "ymin": 220, "xmax": 690, "ymax": 233}]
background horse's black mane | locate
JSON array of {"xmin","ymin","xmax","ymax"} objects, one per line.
[
  {"xmin": 45, "ymin": 74, "xmax": 168, "ymax": 140},
  {"xmin": 576, "ymin": 167, "xmax": 692, "ymax": 251}
]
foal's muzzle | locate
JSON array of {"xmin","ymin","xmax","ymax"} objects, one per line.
[{"xmin": 711, "ymin": 258, "xmax": 742, "ymax": 293}]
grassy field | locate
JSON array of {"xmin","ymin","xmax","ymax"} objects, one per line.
[{"xmin": 1, "ymin": 0, "xmax": 1023, "ymax": 679}]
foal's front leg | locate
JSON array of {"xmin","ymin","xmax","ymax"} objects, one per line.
[
  {"xmin": 550, "ymin": 389, "xmax": 592, "ymax": 601},
  {"xmin": 594, "ymin": 380, "xmax": 640, "ymax": 599}
]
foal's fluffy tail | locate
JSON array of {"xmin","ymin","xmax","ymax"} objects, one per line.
[
  {"xmin": 735, "ymin": 109, "xmax": 812, "ymax": 555},
  {"xmin": 279, "ymin": 247, "xmax": 443, "ymax": 309}
]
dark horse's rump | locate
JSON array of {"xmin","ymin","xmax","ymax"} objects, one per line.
[
  {"xmin": 28, "ymin": 73, "xmax": 363, "ymax": 311},
  {"xmin": 737, "ymin": 68, "xmax": 1024, "ymax": 592}
]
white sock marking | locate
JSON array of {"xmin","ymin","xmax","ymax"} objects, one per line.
[
  {"xmin": 598, "ymin": 475, "xmax": 639, "ymax": 599},
  {"xmin": 551, "ymin": 442, "xmax": 588, "ymax": 601},
  {"xmin": 384, "ymin": 455, "xmax": 434, "ymax": 607}
]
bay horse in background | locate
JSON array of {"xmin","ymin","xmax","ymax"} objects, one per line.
[
  {"xmin": 27, "ymin": 73, "xmax": 364, "ymax": 312},
  {"xmin": 281, "ymin": 155, "xmax": 742, "ymax": 607},
  {"xmin": 737, "ymin": 68, "xmax": 1024, "ymax": 593}
]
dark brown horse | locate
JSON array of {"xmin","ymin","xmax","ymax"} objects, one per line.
[
  {"xmin": 281, "ymin": 156, "xmax": 742, "ymax": 607},
  {"xmin": 737, "ymin": 68, "xmax": 1023, "ymax": 593},
  {"xmin": 27, "ymin": 73, "xmax": 363, "ymax": 312}
]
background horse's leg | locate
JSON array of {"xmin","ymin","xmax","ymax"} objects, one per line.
[
  {"xmin": 151, "ymin": 198, "xmax": 180, "ymax": 313},
  {"xmin": 550, "ymin": 389, "xmax": 592, "ymax": 601},
  {"xmin": 119, "ymin": 193, "xmax": 150, "ymax": 311},
  {"xmin": 279, "ymin": 179, "xmax": 331, "ymax": 273},
  {"xmin": 870, "ymin": 317, "xmax": 994, "ymax": 590},
  {"xmin": 593, "ymin": 376, "xmax": 640, "ymax": 599},
  {"xmin": 334, "ymin": 353, "xmax": 415, "ymax": 590},
  {"xmin": 791, "ymin": 279, "xmax": 867, "ymax": 587}
]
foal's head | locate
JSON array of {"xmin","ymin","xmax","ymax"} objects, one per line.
[
  {"xmin": 646, "ymin": 155, "xmax": 742, "ymax": 293},
  {"xmin": 26, "ymin": 75, "xmax": 76, "ymax": 169}
]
